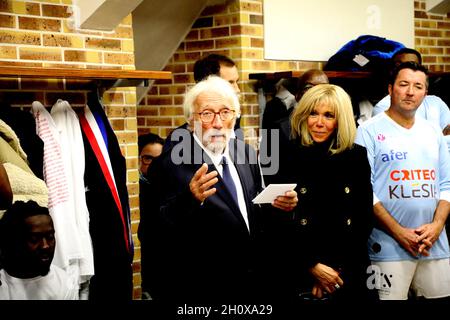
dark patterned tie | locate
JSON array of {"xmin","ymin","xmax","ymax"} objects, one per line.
[{"xmin": 221, "ymin": 156, "xmax": 239, "ymax": 206}]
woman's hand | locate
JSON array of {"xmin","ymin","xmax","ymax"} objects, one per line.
[{"xmin": 309, "ymin": 263, "xmax": 343, "ymax": 297}]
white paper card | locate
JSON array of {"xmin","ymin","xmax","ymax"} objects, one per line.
[
  {"xmin": 252, "ymin": 184, "xmax": 297, "ymax": 204},
  {"xmin": 353, "ymin": 54, "xmax": 370, "ymax": 66}
]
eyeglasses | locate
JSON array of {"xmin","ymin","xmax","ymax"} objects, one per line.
[
  {"xmin": 195, "ymin": 109, "xmax": 236, "ymax": 123},
  {"xmin": 140, "ymin": 155, "xmax": 156, "ymax": 165}
]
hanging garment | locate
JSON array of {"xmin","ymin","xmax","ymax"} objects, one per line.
[
  {"xmin": 79, "ymin": 93, "xmax": 133, "ymax": 300},
  {"xmin": 0, "ymin": 119, "xmax": 48, "ymax": 217},
  {"xmin": 0, "ymin": 105, "xmax": 44, "ymax": 179},
  {"xmin": 1, "ymin": 163, "xmax": 48, "ymax": 209},
  {"xmin": 51, "ymin": 99, "xmax": 95, "ymax": 283},
  {"xmin": 31, "ymin": 101, "xmax": 84, "ymax": 293}
]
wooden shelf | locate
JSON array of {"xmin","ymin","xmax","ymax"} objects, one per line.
[
  {"xmin": 0, "ymin": 66, "xmax": 172, "ymax": 88},
  {"xmin": 250, "ymin": 70, "xmax": 450, "ymax": 81}
]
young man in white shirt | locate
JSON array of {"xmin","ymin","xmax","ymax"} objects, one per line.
[{"xmin": 0, "ymin": 201, "xmax": 78, "ymax": 300}]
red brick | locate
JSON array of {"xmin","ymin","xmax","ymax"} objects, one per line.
[
  {"xmin": 137, "ymin": 107, "xmax": 158, "ymax": 117},
  {"xmin": 414, "ymin": 10, "xmax": 428, "ymax": 19},
  {"xmin": 147, "ymin": 97, "xmax": 173, "ymax": 105},
  {"xmin": 415, "ymin": 29, "xmax": 428, "ymax": 37},
  {"xmin": 42, "ymin": 4, "xmax": 72, "ymax": 18},
  {"xmin": 146, "ymin": 117, "xmax": 172, "ymax": 126},
  {"xmin": 437, "ymin": 39, "xmax": 450, "ymax": 46},
  {"xmin": 437, "ymin": 21, "xmax": 450, "ymax": 29},
  {"xmin": 26, "ymin": 3, "xmax": 40, "ymax": 15},
  {"xmin": 19, "ymin": 17, "xmax": 61, "ymax": 32},
  {"xmin": 0, "ymin": 1, "xmax": 12, "ymax": 12},
  {"xmin": 216, "ymin": 37, "xmax": 240, "ymax": 48},
  {"xmin": 214, "ymin": 14, "xmax": 239, "ymax": 26},
  {"xmin": 186, "ymin": 30, "xmax": 199, "ymax": 40},
  {"xmin": 174, "ymin": 52, "xmax": 201, "ymax": 63},
  {"xmin": 200, "ymin": 27, "xmax": 229, "ymax": 39},
  {"xmin": 250, "ymin": 38, "xmax": 264, "ymax": 48},
  {"xmin": 110, "ymin": 119, "xmax": 125, "ymax": 130},
  {"xmin": 173, "ymin": 74, "xmax": 193, "ymax": 84},
  {"xmin": 174, "ymin": 96, "xmax": 184, "ymax": 105},
  {"xmin": 159, "ymin": 106, "xmax": 183, "ymax": 116},
  {"xmin": 186, "ymin": 40, "xmax": 214, "ymax": 51},
  {"xmin": 423, "ymin": 56, "xmax": 436, "ymax": 63},
  {"xmin": 0, "ymin": 14, "xmax": 14, "ymax": 28}
]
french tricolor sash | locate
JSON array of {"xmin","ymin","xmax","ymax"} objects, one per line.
[{"xmin": 79, "ymin": 105, "xmax": 131, "ymax": 253}]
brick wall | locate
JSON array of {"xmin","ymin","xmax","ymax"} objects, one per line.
[
  {"xmin": 414, "ymin": 0, "xmax": 450, "ymax": 71},
  {"xmin": 138, "ymin": 0, "xmax": 450, "ymax": 147},
  {"xmin": 137, "ymin": 0, "xmax": 322, "ymax": 149},
  {"xmin": 0, "ymin": 0, "xmax": 142, "ymax": 299}
]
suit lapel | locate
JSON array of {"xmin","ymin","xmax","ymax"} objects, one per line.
[{"xmin": 195, "ymin": 139, "xmax": 246, "ymax": 228}]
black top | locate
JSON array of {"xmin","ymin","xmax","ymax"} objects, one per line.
[
  {"xmin": 262, "ymin": 118, "xmax": 375, "ymax": 301},
  {"xmin": 262, "ymin": 97, "xmax": 292, "ymax": 130}
]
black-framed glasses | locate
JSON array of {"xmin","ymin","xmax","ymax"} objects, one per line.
[
  {"xmin": 140, "ymin": 155, "xmax": 155, "ymax": 165},
  {"xmin": 196, "ymin": 109, "xmax": 236, "ymax": 123}
]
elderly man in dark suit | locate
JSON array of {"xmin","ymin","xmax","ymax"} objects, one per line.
[{"xmin": 141, "ymin": 76, "xmax": 297, "ymax": 301}]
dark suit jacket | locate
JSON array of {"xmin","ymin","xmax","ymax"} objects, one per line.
[
  {"xmin": 262, "ymin": 97, "xmax": 292, "ymax": 130},
  {"xmin": 141, "ymin": 134, "xmax": 264, "ymax": 301}
]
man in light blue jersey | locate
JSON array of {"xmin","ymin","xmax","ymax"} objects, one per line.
[
  {"xmin": 372, "ymin": 48, "xmax": 450, "ymax": 152},
  {"xmin": 356, "ymin": 62, "xmax": 450, "ymax": 300}
]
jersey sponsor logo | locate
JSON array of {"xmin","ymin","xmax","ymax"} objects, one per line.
[
  {"xmin": 387, "ymin": 168, "xmax": 437, "ymax": 199},
  {"xmin": 381, "ymin": 150, "xmax": 407, "ymax": 162},
  {"xmin": 389, "ymin": 169, "xmax": 436, "ymax": 181},
  {"xmin": 388, "ymin": 183, "xmax": 437, "ymax": 199}
]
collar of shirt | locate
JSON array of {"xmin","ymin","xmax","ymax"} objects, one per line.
[{"xmin": 276, "ymin": 86, "xmax": 296, "ymax": 110}]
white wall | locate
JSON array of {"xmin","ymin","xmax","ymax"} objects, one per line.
[{"xmin": 263, "ymin": 0, "xmax": 414, "ymax": 61}]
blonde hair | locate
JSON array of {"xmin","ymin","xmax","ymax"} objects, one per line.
[{"xmin": 290, "ymin": 84, "xmax": 356, "ymax": 154}]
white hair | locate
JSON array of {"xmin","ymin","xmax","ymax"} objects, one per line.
[{"xmin": 183, "ymin": 75, "xmax": 240, "ymax": 123}]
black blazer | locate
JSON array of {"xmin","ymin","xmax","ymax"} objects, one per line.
[
  {"xmin": 141, "ymin": 134, "xmax": 264, "ymax": 301},
  {"xmin": 263, "ymin": 119, "xmax": 374, "ymax": 301},
  {"xmin": 262, "ymin": 97, "xmax": 291, "ymax": 130}
]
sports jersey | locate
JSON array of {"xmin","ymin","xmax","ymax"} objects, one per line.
[
  {"xmin": 372, "ymin": 95, "xmax": 450, "ymax": 152},
  {"xmin": 356, "ymin": 112, "xmax": 450, "ymax": 261}
]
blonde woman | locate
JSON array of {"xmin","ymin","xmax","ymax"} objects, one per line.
[{"xmin": 264, "ymin": 84, "xmax": 375, "ymax": 301}]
